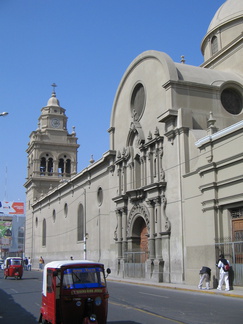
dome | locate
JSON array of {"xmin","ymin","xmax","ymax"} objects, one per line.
[
  {"xmin": 207, "ymin": 0, "xmax": 243, "ymax": 33},
  {"xmin": 47, "ymin": 92, "xmax": 60, "ymax": 107}
]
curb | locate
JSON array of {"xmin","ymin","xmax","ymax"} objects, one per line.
[{"xmin": 107, "ymin": 278, "xmax": 243, "ymax": 299}]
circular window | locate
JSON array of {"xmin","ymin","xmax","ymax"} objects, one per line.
[
  {"xmin": 221, "ymin": 88, "xmax": 242, "ymax": 115},
  {"xmin": 97, "ymin": 187, "xmax": 103, "ymax": 206},
  {"xmin": 131, "ymin": 83, "xmax": 145, "ymax": 120}
]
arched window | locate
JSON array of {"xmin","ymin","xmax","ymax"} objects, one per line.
[
  {"xmin": 97, "ymin": 187, "xmax": 103, "ymax": 206},
  {"xmin": 40, "ymin": 157, "xmax": 46, "ymax": 175},
  {"xmin": 42, "ymin": 219, "xmax": 46, "ymax": 247},
  {"xmin": 58, "ymin": 156, "xmax": 71, "ymax": 176},
  {"xmin": 77, "ymin": 204, "xmax": 84, "ymax": 242},
  {"xmin": 64, "ymin": 203, "xmax": 68, "ymax": 218},
  {"xmin": 58, "ymin": 158, "xmax": 64, "ymax": 175},
  {"xmin": 211, "ymin": 36, "xmax": 218, "ymax": 55},
  {"xmin": 153, "ymin": 158, "xmax": 157, "ymax": 178},
  {"xmin": 52, "ymin": 210, "xmax": 56, "ymax": 223},
  {"xmin": 47, "ymin": 158, "xmax": 53, "ymax": 175},
  {"xmin": 66, "ymin": 159, "xmax": 71, "ymax": 174}
]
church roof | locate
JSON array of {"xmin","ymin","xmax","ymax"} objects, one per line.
[
  {"xmin": 47, "ymin": 91, "xmax": 60, "ymax": 107},
  {"xmin": 207, "ymin": 0, "xmax": 243, "ymax": 33},
  {"xmin": 175, "ymin": 62, "xmax": 243, "ymax": 86}
]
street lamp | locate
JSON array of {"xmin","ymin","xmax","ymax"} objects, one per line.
[{"xmin": 0, "ymin": 112, "xmax": 8, "ymax": 117}]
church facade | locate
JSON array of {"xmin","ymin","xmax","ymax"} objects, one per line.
[{"xmin": 25, "ymin": 0, "xmax": 243, "ymax": 285}]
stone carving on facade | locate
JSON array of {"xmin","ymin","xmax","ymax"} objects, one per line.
[
  {"xmin": 154, "ymin": 126, "xmax": 160, "ymax": 137},
  {"xmin": 161, "ymin": 195, "xmax": 171, "ymax": 232},
  {"xmin": 107, "ymin": 164, "xmax": 115, "ymax": 174},
  {"xmin": 129, "ymin": 119, "xmax": 145, "ymax": 148},
  {"xmin": 159, "ymin": 146, "xmax": 165, "ymax": 181},
  {"xmin": 147, "ymin": 131, "xmax": 152, "ymax": 140},
  {"xmin": 127, "ymin": 204, "xmax": 150, "ymax": 237},
  {"xmin": 114, "ymin": 224, "xmax": 118, "ymax": 241}
]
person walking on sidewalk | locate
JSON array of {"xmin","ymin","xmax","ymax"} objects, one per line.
[
  {"xmin": 39, "ymin": 256, "xmax": 45, "ymax": 270},
  {"xmin": 217, "ymin": 254, "xmax": 230, "ymax": 291},
  {"xmin": 198, "ymin": 266, "xmax": 211, "ymax": 290},
  {"xmin": 27, "ymin": 257, "xmax": 32, "ymax": 271}
]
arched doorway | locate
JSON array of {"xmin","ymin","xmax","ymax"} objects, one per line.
[
  {"xmin": 125, "ymin": 216, "xmax": 149, "ymax": 278},
  {"xmin": 131, "ymin": 216, "xmax": 148, "ymax": 262}
]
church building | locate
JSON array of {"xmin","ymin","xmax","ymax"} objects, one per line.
[{"xmin": 25, "ymin": 0, "xmax": 243, "ymax": 286}]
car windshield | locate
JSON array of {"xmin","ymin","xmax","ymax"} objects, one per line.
[{"xmin": 62, "ymin": 267, "xmax": 106, "ymax": 289}]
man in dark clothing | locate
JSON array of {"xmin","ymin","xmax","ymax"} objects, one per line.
[{"xmin": 198, "ymin": 266, "xmax": 211, "ymax": 290}]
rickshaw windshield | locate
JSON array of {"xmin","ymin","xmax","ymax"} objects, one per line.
[
  {"xmin": 62, "ymin": 267, "xmax": 106, "ymax": 289},
  {"xmin": 10, "ymin": 260, "xmax": 22, "ymax": 266}
]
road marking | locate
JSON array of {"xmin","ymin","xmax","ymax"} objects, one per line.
[
  {"xmin": 11, "ymin": 288, "xmax": 18, "ymax": 293},
  {"xmin": 110, "ymin": 301, "xmax": 185, "ymax": 323},
  {"xmin": 139, "ymin": 291, "xmax": 169, "ymax": 298}
]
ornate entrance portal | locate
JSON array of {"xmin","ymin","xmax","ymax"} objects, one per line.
[{"xmin": 125, "ymin": 215, "xmax": 149, "ymax": 278}]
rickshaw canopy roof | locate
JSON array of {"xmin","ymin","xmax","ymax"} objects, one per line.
[
  {"xmin": 44, "ymin": 260, "xmax": 104, "ymax": 270},
  {"xmin": 42, "ymin": 260, "xmax": 105, "ymax": 296}
]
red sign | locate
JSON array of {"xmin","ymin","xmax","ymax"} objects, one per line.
[{"xmin": 0, "ymin": 201, "xmax": 25, "ymax": 216}]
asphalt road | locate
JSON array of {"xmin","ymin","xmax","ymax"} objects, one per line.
[
  {"xmin": 107, "ymin": 281, "xmax": 243, "ymax": 324},
  {"xmin": 0, "ymin": 269, "xmax": 242, "ymax": 324}
]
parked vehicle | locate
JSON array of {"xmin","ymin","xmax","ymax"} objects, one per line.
[
  {"xmin": 39, "ymin": 260, "xmax": 111, "ymax": 324},
  {"xmin": 4, "ymin": 257, "xmax": 23, "ymax": 280}
]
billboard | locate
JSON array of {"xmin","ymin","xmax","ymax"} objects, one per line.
[
  {"xmin": 0, "ymin": 220, "xmax": 12, "ymax": 247},
  {"xmin": 0, "ymin": 201, "xmax": 25, "ymax": 216}
]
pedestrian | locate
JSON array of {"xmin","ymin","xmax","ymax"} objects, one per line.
[
  {"xmin": 70, "ymin": 256, "xmax": 73, "ymax": 260},
  {"xmin": 217, "ymin": 253, "xmax": 230, "ymax": 291},
  {"xmin": 24, "ymin": 257, "xmax": 28, "ymax": 270},
  {"xmin": 39, "ymin": 256, "xmax": 45, "ymax": 270},
  {"xmin": 198, "ymin": 266, "xmax": 211, "ymax": 290},
  {"xmin": 27, "ymin": 257, "xmax": 32, "ymax": 271}
]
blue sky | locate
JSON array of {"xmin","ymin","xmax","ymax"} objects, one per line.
[{"xmin": 0, "ymin": 0, "xmax": 224, "ymax": 202}]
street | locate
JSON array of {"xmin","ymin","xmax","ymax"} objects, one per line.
[{"xmin": 0, "ymin": 269, "xmax": 242, "ymax": 323}]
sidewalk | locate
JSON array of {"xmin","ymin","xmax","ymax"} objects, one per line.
[{"xmin": 107, "ymin": 276, "xmax": 243, "ymax": 299}]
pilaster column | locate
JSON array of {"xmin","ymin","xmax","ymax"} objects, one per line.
[
  {"xmin": 122, "ymin": 164, "xmax": 127, "ymax": 194},
  {"xmin": 116, "ymin": 209, "xmax": 123, "ymax": 259},
  {"xmin": 147, "ymin": 151, "xmax": 153, "ymax": 184},
  {"xmin": 146, "ymin": 199, "xmax": 155, "ymax": 260},
  {"xmin": 159, "ymin": 144, "xmax": 165, "ymax": 182},
  {"xmin": 117, "ymin": 166, "xmax": 122, "ymax": 196},
  {"xmin": 121, "ymin": 207, "xmax": 127, "ymax": 255},
  {"xmin": 155, "ymin": 197, "xmax": 162, "ymax": 260}
]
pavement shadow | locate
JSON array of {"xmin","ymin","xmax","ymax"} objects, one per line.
[
  {"xmin": 0, "ymin": 288, "xmax": 38, "ymax": 324},
  {"xmin": 108, "ymin": 322, "xmax": 141, "ymax": 324}
]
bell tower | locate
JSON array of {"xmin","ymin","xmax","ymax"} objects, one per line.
[{"xmin": 24, "ymin": 85, "xmax": 79, "ymax": 256}]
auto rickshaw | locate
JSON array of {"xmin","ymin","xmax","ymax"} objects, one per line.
[
  {"xmin": 39, "ymin": 260, "xmax": 111, "ymax": 324},
  {"xmin": 4, "ymin": 257, "xmax": 23, "ymax": 280}
]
